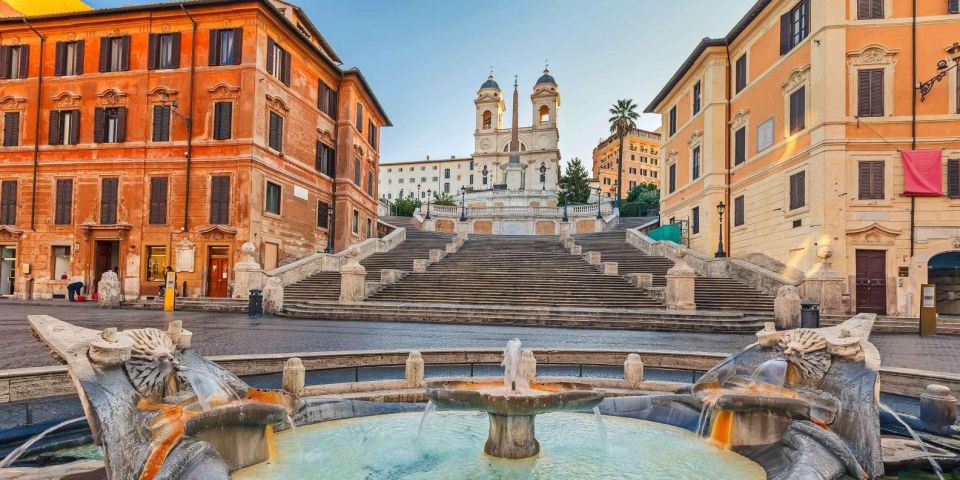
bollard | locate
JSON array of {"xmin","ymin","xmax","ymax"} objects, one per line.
[
  {"xmin": 282, "ymin": 358, "xmax": 306, "ymax": 395},
  {"xmin": 624, "ymin": 353, "xmax": 644, "ymax": 388},
  {"xmin": 920, "ymin": 384, "xmax": 957, "ymax": 432},
  {"xmin": 520, "ymin": 349, "xmax": 537, "ymax": 384},
  {"xmin": 405, "ymin": 351, "xmax": 425, "ymax": 387},
  {"xmin": 248, "ymin": 289, "xmax": 263, "ymax": 317}
]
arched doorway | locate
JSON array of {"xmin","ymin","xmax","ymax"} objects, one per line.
[{"xmin": 928, "ymin": 251, "xmax": 960, "ymax": 315}]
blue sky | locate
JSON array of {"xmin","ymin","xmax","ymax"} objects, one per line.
[{"xmin": 89, "ymin": 0, "xmax": 756, "ymax": 168}]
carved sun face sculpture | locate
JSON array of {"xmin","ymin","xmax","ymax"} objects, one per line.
[
  {"xmin": 777, "ymin": 329, "xmax": 832, "ymax": 387},
  {"xmin": 124, "ymin": 328, "xmax": 183, "ymax": 400}
]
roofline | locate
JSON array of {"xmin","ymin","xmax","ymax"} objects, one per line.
[
  {"xmin": 342, "ymin": 68, "xmax": 392, "ymax": 127},
  {"xmin": 643, "ymin": 0, "xmax": 773, "ymax": 113},
  {"xmin": 381, "ymin": 157, "xmax": 473, "ymax": 166},
  {"xmin": 277, "ymin": 1, "xmax": 343, "ymax": 63},
  {"xmin": 593, "ymin": 128, "xmax": 662, "ymax": 152}
]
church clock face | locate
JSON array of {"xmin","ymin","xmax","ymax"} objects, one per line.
[{"xmin": 480, "ymin": 139, "xmax": 493, "ymax": 151}]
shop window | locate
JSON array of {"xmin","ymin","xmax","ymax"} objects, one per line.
[
  {"xmin": 52, "ymin": 246, "xmax": 71, "ymax": 281},
  {"xmin": 145, "ymin": 246, "xmax": 168, "ymax": 282}
]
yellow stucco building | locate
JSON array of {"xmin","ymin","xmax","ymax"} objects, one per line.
[
  {"xmin": 647, "ymin": 0, "xmax": 960, "ymax": 317},
  {"xmin": 592, "ymin": 128, "xmax": 661, "ymax": 199}
]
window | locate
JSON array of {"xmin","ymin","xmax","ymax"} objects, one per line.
[
  {"xmin": 2, "ymin": 112, "xmax": 19, "ymax": 147},
  {"xmin": 858, "ymin": 161, "xmax": 885, "ymax": 200},
  {"xmin": 54, "ymin": 41, "xmax": 83, "ymax": 76},
  {"xmin": 94, "ymin": 107, "xmax": 127, "ymax": 143},
  {"xmin": 444, "ymin": 168, "xmax": 451, "ymax": 179},
  {"xmin": 148, "ymin": 33, "xmax": 180, "ymax": 70},
  {"xmin": 734, "ymin": 195, "xmax": 745, "ymax": 226},
  {"xmin": 367, "ymin": 172, "xmax": 374, "ymax": 196},
  {"xmin": 100, "ymin": 178, "xmax": 118, "ymax": 225},
  {"xmin": 316, "ymin": 141, "xmax": 336, "ymax": 176},
  {"xmin": 368, "ymin": 120, "xmax": 376, "ymax": 148},
  {"xmin": 209, "ymin": 28, "xmax": 242, "ymax": 66},
  {"xmin": 789, "ymin": 171, "xmax": 805, "ymax": 210},
  {"xmin": 366, "ymin": 218, "xmax": 372, "ymax": 240},
  {"xmin": 152, "ymin": 105, "xmax": 171, "ymax": 142},
  {"xmin": 539, "ymin": 105, "xmax": 550, "ymax": 123},
  {"xmin": 354, "ymin": 158, "xmax": 362, "ymax": 185},
  {"xmin": 469, "ymin": 174, "xmax": 474, "ymax": 184},
  {"xmin": 734, "ymin": 127, "xmax": 746, "ymax": 165},
  {"xmin": 355, "ymin": 103, "xmax": 363, "ymax": 132},
  {"xmin": 482, "ymin": 175, "xmax": 488, "ymax": 185},
  {"xmin": 692, "ymin": 146, "xmax": 701, "ymax": 180},
  {"xmin": 265, "ymin": 181, "xmax": 281, "ymax": 215},
  {"xmin": 266, "ymin": 37, "xmax": 291, "ymax": 85},
  {"xmin": 948, "ymin": 159, "xmax": 960, "ymax": 199},
  {"xmin": 857, "ymin": 0, "xmax": 884, "ymax": 19},
  {"xmin": 482, "ymin": 110, "xmax": 492, "ymax": 129},
  {"xmin": 98, "ymin": 36, "xmax": 130, "ymax": 72},
  {"xmin": 857, "ymin": 69, "xmax": 884, "ymax": 117},
  {"xmin": 49, "ymin": 110, "xmax": 79, "ymax": 146},
  {"xmin": 145, "ymin": 246, "xmax": 167, "ymax": 282},
  {"xmin": 0, "ymin": 180, "xmax": 15, "ymax": 225},
  {"xmin": 352, "ymin": 209, "xmax": 359, "ymax": 234},
  {"xmin": 668, "ymin": 106, "xmax": 677, "ymax": 136},
  {"xmin": 780, "ymin": 0, "xmax": 809, "ymax": 55},
  {"xmin": 268, "ymin": 111, "xmax": 283, "ymax": 152},
  {"xmin": 54, "ymin": 179, "xmax": 72, "ymax": 225},
  {"xmin": 789, "ymin": 87, "xmax": 806, "ymax": 134},
  {"xmin": 735, "ymin": 54, "xmax": 748, "ymax": 93},
  {"xmin": 691, "ymin": 206, "xmax": 700, "ymax": 234},
  {"xmin": 213, "ymin": 102, "xmax": 232, "ymax": 140},
  {"xmin": 0, "ymin": 45, "xmax": 28, "ymax": 79},
  {"xmin": 52, "ymin": 246, "xmax": 71, "ymax": 280},
  {"xmin": 668, "ymin": 164, "xmax": 676, "ymax": 193},
  {"xmin": 692, "ymin": 81, "xmax": 701, "ymax": 115},
  {"xmin": 210, "ymin": 176, "xmax": 230, "ymax": 224},
  {"xmin": 951, "ymin": 0, "xmax": 960, "ymax": 14},
  {"xmin": 317, "ymin": 201, "xmax": 330, "ymax": 228},
  {"xmin": 149, "ymin": 177, "xmax": 168, "ymax": 225},
  {"xmin": 317, "ymin": 80, "xmax": 338, "ymax": 118}
]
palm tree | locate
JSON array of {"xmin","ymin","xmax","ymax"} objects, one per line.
[{"xmin": 608, "ymin": 99, "xmax": 639, "ymax": 208}]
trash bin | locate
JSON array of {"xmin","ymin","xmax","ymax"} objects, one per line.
[
  {"xmin": 248, "ymin": 289, "xmax": 263, "ymax": 317},
  {"xmin": 800, "ymin": 301, "xmax": 820, "ymax": 329}
]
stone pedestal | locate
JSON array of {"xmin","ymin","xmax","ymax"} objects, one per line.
[
  {"xmin": 586, "ymin": 251, "xmax": 601, "ymax": 266},
  {"xmin": 485, "ymin": 414, "xmax": 539, "ymax": 459},
  {"xmin": 801, "ymin": 245, "xmax": 846, "ymax": 315},
  {"xmin": 665, "ymin": 252, "xmax": 696, "ymax": 310},
  {"xmin": 520, "ymin": 349, "xmax": 537, "ymax": 382},
  {"xmin": 232, "ymin": 242, "xmax": 264, "ymax": 299},
  {"xmin": 405, "ymin": 351, "xmax": 425, "ymax": 387},
  {"xmin": 626, "ymin": 273, "xmax": 653, "ymax": 288},
  {"xmin": 624, "ymin": 353, "xmax": 644, "ymax": 387},
  {"xmin": 570, "ymin": 245, "xmax": 582, "ymax": 255},
  {"xmin": 559, "ymin": 223, "xmax": 571, "ymax": 240},
  {"xmin": 339, "ymin": 248, "xmax": 367, "ymax": 303},
  {"xmin": 429, "ymin": 249, "xmax": 445, "ymax": 262},
  {"xmin": 504, "ymin": 163, "xmax": 524, "ymax": 191},
  {"xmin": 262, "ymin": 277, "xmax": 284, "ymax": 314},
  {"xmin": 774, "ymin": 285, "xmax": 802, "ymax": 329},
  {"xmin": 413, "ymin": 259, "xmax": 430, "ymax": 272},
  {"xmin": 96, "ymin": 271, "xmax": 122, "ymax": 308},
  {"xmin": 920, "ymin": 384, "xmax": 957, "ymax": 432},
  {"xmin": 282, "ymin": 358, "xmax": 305, "ymax": 395},
  {"xmin": 166, "ymin": 320, "xmax": 192, "ymax": 350},
  {"xmin": 380, "ymin": 269, "xmax": 406, "ymax": 287},
  {"xmin": 602, "ymin": 262, "xmax": 618, "ymax": 276}
]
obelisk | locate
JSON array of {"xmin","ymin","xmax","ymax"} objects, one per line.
[{"xmin": 504, "ymin": 75, "xmax": 525, "ymax": 190}]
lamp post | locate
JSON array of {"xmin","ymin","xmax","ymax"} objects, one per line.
[
  {"xmin": 562, "ymin": 198, "xmax": 569, "ymax": 223},
  {"xmin": 539, "ymin": 163, "xmax": 547, "ymax": 191},
  {"xmin": 425, "ymin": 189, "xmax": 432, "ymax": 220},
  {"xmin": 325, "ymin": 205, "xmax": 334, "ymax": 253},
  {"xmin": 595, "ymin": 187, "xmax": 603, "ymax": 219},
  {"xmin": 715, "ymin": 201, "xmax": 726, "ymax": 258},
  {"xmin": 918, "ymin": 42, "xmax": 960, "ymax": 102},
  {"xmin": 459, "ymin": 186, "xmax": 467, "ymax": 221}
]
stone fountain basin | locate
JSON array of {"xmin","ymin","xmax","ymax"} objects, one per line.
[
  {"xmin": 426, "ymin": 380, "xmax": 604, "ymax": 415},
  {"xmin": 183, "ymin": 401, "xmax": 288, "ymax": 471}
]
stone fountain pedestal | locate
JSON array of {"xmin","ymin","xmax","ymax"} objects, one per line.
[{"xmin": 486, "ymin": 413, "xmax": 539, "ymax": 459}]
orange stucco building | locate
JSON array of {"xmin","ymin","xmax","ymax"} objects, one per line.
[
  {"xmin": 0, "ymin": 0, "xmax": 390, "ymax": 300},
  {"xmin": 591, "ymin": 128, "xmax": 661, "ymax": 199},
  {"xmin": 647, "ymin": 0, "xmax": 960, "ymax": 317}
]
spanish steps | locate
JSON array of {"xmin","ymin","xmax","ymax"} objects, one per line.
[{"xmin": 573, "ymin": 230, "xmax": 776, "ymax": 313}]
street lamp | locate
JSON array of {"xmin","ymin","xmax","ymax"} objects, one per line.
[
  {"xmin": 918, "ymin": 42, "xmax": 960, "ymax": 102},
  {"xmin": 425, "ymin": 189, "xmax": 432, "ymax": 220},
  {"xmin": 158, "ymin": 93, "xmax": 192, "ymax": 127},
  {"xmin": 539, "ymin": 163, "xmax": 547, "ymax": 191},
  {"xmin": 715, "ymin": 201, "xmax": 726, "ymax": 258},
  {"xmin": 459, "ymin": 186, "xmax": 467, "ymax": 221},
  {"xmin": 325, "ymin": 205, "xmax": 334, "ymax": 253},
  {"xmin": 595, "ymin": 187, "xmax": 603, "ymax": 219}
]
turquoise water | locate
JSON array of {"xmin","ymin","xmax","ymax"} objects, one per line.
[{"xmin": 234, "ymin": 411, "xmax": 767, "ymax": 480}]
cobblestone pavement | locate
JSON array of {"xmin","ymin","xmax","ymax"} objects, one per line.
[{"xmin": 0, "ymin": 302, "xmax": 957, "ymax": 373}]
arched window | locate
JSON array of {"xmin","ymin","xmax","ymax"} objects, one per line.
[
  {"xmin": 539, "ymin": 105, "xmax": 550, "ymax": 123},
  {"xmin": 482, "ymin": 110, "xmax": 492, "ymax": 129}
]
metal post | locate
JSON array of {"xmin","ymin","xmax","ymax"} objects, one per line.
[
  {"xmin": 460, "ymin": 187, "xmax": 467, "ymax": 221},
  {"xmin": 715, "ymin": 201, "xmax": 726, "ymax": 258},
  {"xmin": 596, "ymin": 188, "xmax": 603, "ymax": 220},
  {"xmin": 425, "ymin": 189, "xmax": 432, "ymax": 220}
]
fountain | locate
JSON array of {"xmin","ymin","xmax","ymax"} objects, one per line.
[{"xmin": 425, "ymin": 339, "xmax": 604, "ymax": 459}]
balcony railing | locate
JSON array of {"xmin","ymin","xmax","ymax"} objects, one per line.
[{"xmin": 421, "ymin": 202, "xmax": 613, "ymax": 219}]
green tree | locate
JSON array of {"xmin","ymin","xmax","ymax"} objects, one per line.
[
  {"xmin": 608, "ymin": 99, "xmax": 640, "ymax": 207},
  {"xmin": 392, "ymin": 197, "xmax": 420, "ymax": 216},
  {"xmin": 557, "ymin": 158, "xmax": 591, "ymax": 205},
  {"xmin": 432, "ymin": 191, "xmax": 457, "ymax": 206},
  {"xmin": 621, "ymin": 183, "xmax": 660, "ymax": 217}
]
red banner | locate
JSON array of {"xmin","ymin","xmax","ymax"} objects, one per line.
[{"xmin": 901, "ymin": 150, "xmax": 942, "ymax": 196}]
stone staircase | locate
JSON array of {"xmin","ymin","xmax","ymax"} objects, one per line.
[
  {"xmin": 573, "ymin": 231, "xmax": 776, "ymax": 313},
  {"xmin": 366, "ymin": 235, "xmax": 663, "ymax": 308},
  {"xmin": 821, "ymin": 314, "xmax": 960, "ymax": 334},
  {"xmin": 283, "ymin": 221, "xmax": 455, "ymax": 303},
  {"xmin": 613, "ymin": 217, "xmax": 658, "ymax": 230}
]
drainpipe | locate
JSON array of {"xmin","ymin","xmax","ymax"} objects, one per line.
[
  {"xmin": 909, "ymin": 0, "xmax": 917, "ymax": 257},
  {"xmin": 22, "ymin": 18, "xmax": 44, "ymax": 231},
  {"xmin": 723, "ymin": 43, "xmax": 733, "ymax": 257},
  {"xmin": 180, "ymin": 3, "xmax": 197, "ymax": 233}
]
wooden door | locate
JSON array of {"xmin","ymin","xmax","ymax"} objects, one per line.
[
  {"xmin": 207, "ymin": 257, "xmax": 229, "ymax": 298},
  {"xmin": 856, "ymin": 250, "xmax": 886, "ymax": 315},
  {"xmin": 94, "ymin": 242, "xmax": 114, "ymax": 291}
]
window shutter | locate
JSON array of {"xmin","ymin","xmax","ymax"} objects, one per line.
[
  {"xmin": 948, "ymin": 160, "xmax": 960, "ymax": 199},
  {"xmin": 232, "ymin": 28, "xmax": 243, "ymax": 65},
  {"xmin": 69, "ymin": 111, "xmax": 80, "ymax": 145},
  {"xmin": 55, "ymin": 179, "xmax": 73, "ymax": 225},
  {"xmin": 149, "ymin": 177, "xmax": 168, "ymax": 225},
  {"xmin": 0, "ymin": 181, "xmax": 16, "ymax": 225},
  {"xmin": 116, "ymin": 107, "xmax": 127, "ymax": 142},
  {"xmin": 208, "ymin": 29, "xmax": 219, "ymax": 66},
  {"xmin": 120, "ymin": 35, "xmax": 130, "ymax": 71},
  {"xmin": 282, "ymin": 50, "xmax": 291, "ymax": 86},
  {"xmin": 217, "ymin": 102, "xmax": 232, "ymax": 140},
  {"xmin": 170, "ymin": 32, "xmax": 181, "ymax": 69},
  {"xmin": 153, "ymin": 105, "xmax": 168, "ymax": 141},
  {"xmin": 857, "ymin": 70, "xmax": 871, "ymax": 116},
  {"xmin": 869, "ymin": 69, "xmax": 883, "ymax": 116},
  {"xmin": 734, "ymin": 196, "xmax": 744, "ymax": 226},
  {"xmin": 98, "ymin": 37, "xmax": 109, "ymax": 72},
  {"xmin": 780, "ymin": 12, "xmax": 791, "ymax": 55},
  {"xmin": 734, "ymin": 127, "xmax": 746, "ymax": 165},
  {"xmin": 147, "ymin": 33, "xmax": 158, "ymax": 69},
  {"xmin": 75, "ymin": 40, "xmax": 84, "ymax": 75},
  {"xmin": 330, "ymin": 89, "xmax": 338, "ymax": 119},
  {"xmin": 93, "ymin": 107, "xmax": 105, "ymax": 143},
  {"xmin": 48, "ymin": 111, "xmax": 61, "ymax": 145},
  {"xmin": 873, "ymin": 162, "xmax": 884, "ymax": 199},
  {"xmin": 54, "ymin": 41, "xmax": 65, "ymax": 76},
  {"xmin": 951, "ymin": 0, "xmax": 960, "ymax": 14},
  {"xmin": 0, "ymin": 47, "xmax": 9, "ymax": 79},
  {"xmin": 857, "ymin": 0, "xmax": 871, "ymax": 19},
  {"xmin": 266, "ymin": 37, "xmax": 275, "ymax": 75},
  {"xmin": 100, "ymin": 178, "xmax": 118, "ymax": 224},
  {"xmin": 210, "ymin": 176, "xmax": 230, "ymax": 224},
  {"xmin": 17, "ymin": 45, "xmax": 28, "ymax": 79}
]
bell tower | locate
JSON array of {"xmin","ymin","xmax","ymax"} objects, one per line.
[
  {"xmin": 531, "ymin": 66, "xmax": 559, "ymax": 128},
  {"xmin": 475, "ymin": 71, "xmax": 504, "ymax": 132}
]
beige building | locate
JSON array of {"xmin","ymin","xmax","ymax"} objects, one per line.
[
  {"xmin": 646, "ymin": 0, "xmax": 960, "ymax": 317},
  {"xmin": 379, "ymin": 156, "xmax": 475, "ymax": 201},
  {"xmin": 592, "ymin": 128, "xmax": 661, "ymax": 199}
]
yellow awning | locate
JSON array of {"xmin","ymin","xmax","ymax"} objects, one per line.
[{"xmin": 1, "ymin": 0, "xmax": 93, "ymax": 17}]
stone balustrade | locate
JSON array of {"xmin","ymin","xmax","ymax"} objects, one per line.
[{"xmin": 422, "ymin": 203, "xmax": 614, "ymax": 219}]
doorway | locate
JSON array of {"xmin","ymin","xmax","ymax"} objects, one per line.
[
  {"xmin": 207, "ymin": 246, "xmax": 230, "ymax": 298},
  {"xmin": 855, "ymin": 249, "xmax": 886, "ymax": 315},
  {"xmin": 0, "ymin": 245, "xmax": 16, "ymax": 296},
  {"xmin": 93, "ymin": 240, "xmax": 120, "ymax": 292},
  {"xmin": 928, "ymin": 251, "xmax": 960, "ymax": 315}
]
